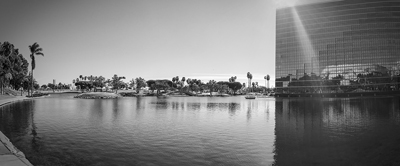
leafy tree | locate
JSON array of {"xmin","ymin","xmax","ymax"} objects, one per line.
[
  {"xmin": 206, "ymin": 80, "xmax": 217, "ymax": 96},
  {"xmin": 75, "ymin": 81, "xmax": 93, "ymax": 92},
  {"xmin": 215, "ymin": 83, "xmax": 229, "ymax": 94},
  {"xmin": 146, "ymin": 79, "xmax": 172, "ymax": 95},
  {"xmin": 29, "ymin": 42, "xmax": 44, "ymax": 95},
  {"xmin": 0, "ymin": 42, "xmax": 13, "ymax": 94},
  {"xmin": 1, "ymin": 42, "xmax": 29, "ymax": 94},
  {"xmin": 228, "ymin": 82, "xmax": 242, "ymax": 94},
  {"xmin": 111, "ymin": 74, "xmax": 125, "ymax": 93},
  {"xmin": 34, "ymin": 83, "xmax": 40, "ymax": 90},
  {"xmin": 129, "ymin": 78, "xmax": 135, "ymax": 90},
  {"xmin": 47, "ymin": 83, "xmax": 55, "ymax": 92},
  {"xmin": 135, "ymin": 77, "xmax": 146, "ymax": 93},
  {"xmin": 93, "ymin": 76, "xmax": 105, "ymax": 88},
  {"xmin": 21, "ymin": 76, "xmax": 30, "ymax": 91}
]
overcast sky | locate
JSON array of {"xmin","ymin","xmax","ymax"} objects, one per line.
[{"xmin": 0, "ymin": 0, "xmax": 334, "ymax": 86}]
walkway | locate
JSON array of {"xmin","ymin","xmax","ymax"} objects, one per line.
[{"xmin": 0, "ymin": 95, "xmax": 33, "ymax": 166}]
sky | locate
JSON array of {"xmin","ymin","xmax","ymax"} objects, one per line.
[{"xmin": 0, "ymin": 0, "xmax": 334, "ymax": 87}]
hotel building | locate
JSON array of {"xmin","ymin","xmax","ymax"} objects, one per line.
[{"xmin": 275, "ymin": 0, "xmax": 400, "ymax": 93}]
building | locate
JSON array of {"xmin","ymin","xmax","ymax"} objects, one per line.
[{"xmin": 275, "ymin": 0, "xmax": 400, "ymax": 94}]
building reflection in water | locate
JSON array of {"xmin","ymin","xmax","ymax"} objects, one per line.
[{"xmin": 274, "ymin": 97, "xmax": 400, "ymax": 166}]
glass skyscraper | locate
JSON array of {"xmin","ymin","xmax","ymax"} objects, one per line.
[{"xmin": 275, "ymin": 0, "xmax": 400, "ymax": 94}]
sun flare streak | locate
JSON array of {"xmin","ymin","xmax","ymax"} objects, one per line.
[{"xmin": 291, "ymin": 7, "xmax": 319, "ymax": 74}]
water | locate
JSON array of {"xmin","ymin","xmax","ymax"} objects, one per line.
[
  {"xmin": 0, "ymin": 94, "xmax": 399, "ymax": 166},
  {"xmin": 0, "ymin": 94, "xmax": 275, "ymax": 166}
]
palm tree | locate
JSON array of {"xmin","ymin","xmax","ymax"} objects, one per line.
[
  {"xmin": 229, "ymin": 76, "xmax": 237, "ymax": 82},
  {"xmin": 29, "ymin": 43, "xmax": 44, "ymax": 96},
  {"xmin": 264, "ymin": 76, "xmax": 267, "ymax": 87},
  {"xmin": 181, "ymin": 77, "xmax": 186, "ymax": 87},
  {"xmin": 266, "ymin": 74, "xmax": 270, "ymax": 89},
  {"xmin": 247, "ymin": 72, "xmax": 253, "ymax": 91},
  {"xmin": 247, "ymin": 72, "xmax": 250, "ymax": 88}
]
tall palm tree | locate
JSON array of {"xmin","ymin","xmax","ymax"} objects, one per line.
[
  {"xmin": 247, "ymin": 72, "xmax": 251, "ymax": 88},
  {"xmin": 29, "ymin": 43, "xmax": 44, "ymax": 96},
  {"xmin": 264, "ymin": 76, "xmax": 267, "ymax": 87},
  {"xmin": 266, "ymin": 75, "xmax": 270, "ymax": 89}
]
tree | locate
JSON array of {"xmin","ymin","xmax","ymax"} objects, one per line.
[
  {"xmin": 135, "ymin": 77, "xmax": 146, "ymax": 93},
  {"xmin": 181, "ymin": 77, "xmax": 186, "ymax": 87},
  {"xmin": 266, "ymin": 75, "xmax": 270, "ymax": 89},
  {"xmin": 29, "ymin": 42, "xmax": 44, "ymax": 96},
  {"xmin": 0, "ymin": 42, "xmax": 13, "ymax": 94},
  {"xmin": 1, "ymin": 42, "xmax": 29, "ymax": 94},
  {"xmin": 215, "ymin": 83, "xmax": 229, "ymax": 94},
  {"xmin": 129, "ymin": 78, "xmax": 135, "ymax": 90},
  {"xmin": 228, "ymin": 82, "xmax": 242, "ymax": 94},
  {"xmin": 93, "ymin": 76, "xmax": 105, "ymax": 88},
  {"xmin": 111, "ymin": 74, "xmax": 125, "ymax": 93},
  {"xmin": 146, "ymin": 79, "xmax": 172, "ymax": 95},
  {"xmin": 229, "ymin": 76, "xmax": 237, "ymax": 82},
  {"xmin": 75, "ymin": 81, "xmax": 92, "ymax": 92},
  {"xmin": 207, "ymin": 80, "xmax": 217, "ymax": 96},
  {"xmin": 247, "ymin": 72, "xmax": 253, "ymax": 88},
  {"xmin": 264, "ymin": 76, "xmax": 267, "ymax": 88}
]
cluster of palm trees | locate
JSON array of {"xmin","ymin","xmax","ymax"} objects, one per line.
[{"xmin": 246, "ymin": 72, "xmax": 271, "ymax": 92}]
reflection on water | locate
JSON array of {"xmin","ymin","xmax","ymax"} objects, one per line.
[
  {"xmin": 0, "ymin": 94, "xmax": 275, "ymax": 166},
  {"xmin": 274, "ymin": 97, "xmax": 400, "ymax": 166},
  {"xmin": 2, "ymin": 94, "xmax": 398, "ymax": 166}
]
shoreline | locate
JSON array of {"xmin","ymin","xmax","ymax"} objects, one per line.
[{"xmin": 0, "ymin": 96, "xmax": 34, "ymax": 166}]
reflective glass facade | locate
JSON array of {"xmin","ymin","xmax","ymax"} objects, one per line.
[{"xmin": 276, "ymin": 0, "xmax": 400, "ymax": 93}]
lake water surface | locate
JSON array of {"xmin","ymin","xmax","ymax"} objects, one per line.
[{"xmin": 0, "ymin": 94, "xmax": 399, "ymax": 166}]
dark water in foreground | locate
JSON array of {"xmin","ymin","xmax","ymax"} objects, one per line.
[{"xmin": 0, "ymin": 94, "xmax": 399, "ymax": 166}]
